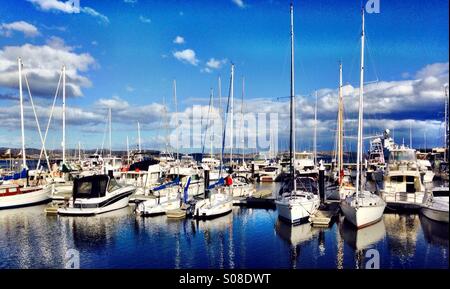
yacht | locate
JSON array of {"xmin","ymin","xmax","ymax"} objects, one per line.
[
  {"xmin": 192, "ymin": 178, "xmax": 233, "ymax": 219},
  {"xmin": 421, "ymin": 186, "xmax": 449, "ymax": 223},
  {"xmin": 275, "ymin": 3, "xmax": 320, "ymax": 225},
  {"xmin": 340, "ymin": 8, "xmax": 386, "ymax": 229},
  {"xmin": 259, "ymin": 164, "xmax": 282, "ymax": 182},
  {"xmin": 382, "ymin": 147, "xmax": 425, "ymax": 210},
  {"xmin": 58, "ymin": 174, "xmax": 135, "ymax": 215},
  {"xmin": 416, "ymin": 152, "xmax": 435, "ymax": 184}
]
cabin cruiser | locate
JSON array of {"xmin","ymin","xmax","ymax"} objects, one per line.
[
  {"xmin": 294, "ymin": 152, "xmax": 318, "ymax": 177},
  {"xmin": 58, "ymin": 174, "xmax": 135, "ymax": 215},
  {"xmin": 382, "ymin": 147, "xmax": 425, "ymax": 210},
  {"xmin": 120, "ymin": 163, "xmax": 163, "ymax": 189},
  {"xmin": 421, "ymin": 186, "xmax": 449, "ymax": 223},
  {"xmin": 251, "ymin": 153, "xmax": 270, "ymax": 175},
  {"xmin": 416, "ymin": 152, "xmax": 435, "ymax": 184},
  {"xmin": 259, "ymin": 164, "xmax": 282, "ymax": 182},
  {"xmin": 191, "ymin": 178, "xmax": 233, "ymax": 219}
]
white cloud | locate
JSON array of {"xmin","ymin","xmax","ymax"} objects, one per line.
[
  {"xmin": 415, "ymin": 62, "xmax": 449, "ymax": 79},
  {"xmin": 232, "ymin": 0, "xmax": 246, "ymax": 8},
  {"xmin": 125, "ymin": 85, "xmax": 134, "ymax": 92},
  {"xmin": 27, "ymin": 0, "xmax": 109, "ymax": 24},
  {"xmin": 139, "ymin": 15, "xmax": 151, "ymax": 24},
  {"xmin": 124, "ymin": 0, "xmax": 137, "ymax": 3},
  {"xmin": 0, "ymin": 40, "xmax": 96, "ymax": 97},
  {"xmin": 206, "ymin": 58, "xmax": 226, "ymax": 69},
  {"xmin": 173, "ymin": 49, "xmax": 199, "ymax": 66},
  {"xmin": 1, "ymin": 21, "xmax": 40, "ymax": 37},
  {"xmin": 173, "ymin": 36, "xmax": 185, "ymax": 44}
]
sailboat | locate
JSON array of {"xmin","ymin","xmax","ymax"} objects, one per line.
[
  {"xmin": 340, "ymin": 9, "xmax": 386, "ymax": 229},
  {"xmin": 0, "ymin": 58, "xmax": 50, "ymax": 209},
  {"xmin": 275, "ymin": 3, "xmax": 320, "ymax": 224}
]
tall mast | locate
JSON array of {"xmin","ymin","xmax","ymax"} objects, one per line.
[
  {"xmin": 18, "ymin": 58, "xmax": 27, "ymax": 169},
  {"xmin": 137, "ymin": 121, "xmax": 141, "ymax": 152},
  {"xmin": 210, "ymin": 88, "xmax": 214, "ymax": 159},
  {"xmin": 356, "ymin": 8, "xmax": 365, "ymax": 197},
  {"xmin": 409, "ymin": 121, "xmax": 412, "ymax": 148},
  {"xmin": 445, "ymin": 85, "xmax": 448, "ymax": 162},
  {"xmin": 108, "ymin": 107, "xmax": 112, "ymax": 157},
  {"xmin": 62, "ymin": 64, "xmax": 66, "ymax": 164},
  {"xmin": 314, "ymin": 91, "xmax": 318, "ymax": 165},
  {"xmin": 173, "ymin": 79, "xmax": 179, "ymax": 160},
  {"xmin": 126, "ymin": 135, "xmax": 130, "ymax": 164},
  {"xmin": 229, "ymin": 64, "xmax": 235, "ymax": 165},
  {"xmin": 218, "ymin": 76, "xmax": 223, "ymax": 165},
  {"xmin": 241, "ymin": 76, "xmax": 245, "ymax": 164},
  {"xmin": 289, "ymin": 2, "xmax": 296, "ymax": 191},
  {"xmin": 78, "ymin": 141, "xmax": 81, "ymax": 163},
  {"xmin": 338, "ymin": 62, "xmax": 344, "ymax": 185}
]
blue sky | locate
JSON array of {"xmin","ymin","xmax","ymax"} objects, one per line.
[{"xmin": 0, "ymin": 0, "xmax": 448, "ymax": 153}]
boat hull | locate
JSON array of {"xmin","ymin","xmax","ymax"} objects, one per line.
[
  {"xmin": 421, "ymin": 206, "xmax": 449, "ymax": 223},
  {"xmin": 0, "ymin": 187, "xmax": 51, "ymax": 210},
  {"xmin": 340, "ymin": 201, "xmax": 385, "ymax": 229},
  {"xmin": 275, "ymin": 198, "xmax": 319, "ymax": 224}
]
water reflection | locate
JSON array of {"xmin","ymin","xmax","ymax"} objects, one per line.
[
  {"xmin": 419, "ymin": 215, "xmax": 449, "ymax": 247},
  {"xmin": 384, "ymin": 213, "xmax": 420, "ymax": 264},
  {"xmin": 339, "ymin": 219, "xmax": 386, "ymax": 250}
]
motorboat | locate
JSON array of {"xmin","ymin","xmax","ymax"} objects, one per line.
[
  {"xmin": 420, "ymin": 186, "xmax": 449, "ymax": 223},
  {"xmin": 58, "ymin": 174, "xmax": 135, "ymax": 215},
  {"xmin": 259, "ymin": 164, "xmax": 282, "ymax": 182}
]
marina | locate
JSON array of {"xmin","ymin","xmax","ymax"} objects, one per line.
[{"xmin": 0, "ymin": 0, "xmax": 448, "ymax": 271}]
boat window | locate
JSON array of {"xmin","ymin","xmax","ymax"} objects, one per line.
[
  {"xmin": 265, "ymin": 167, "xmax": 278, "ymax": 172},
  {"xmin": 0, "ymin": 189, "xmax": 6, "ymax": 194},
  {"xmin": 433, "ymin": 190, "xmax": 449, "ymax": 197},
  {"xmin": 391, "ymin": 176, "xmax": 403, "ymax": 182},
  {"xmin": 108, "ymin": 178, "xmax": 121, "ymax": 192},
  {"xmin": 9, "ymin": 187, "xmax": 17, "ymax": 193},
  {"xmin": 406, "ymin": 176, "xmax": 415, "ymax": 182},
  {"xmin": 390, "ymin": 150, "xmax": 416, "ymax": 162}
]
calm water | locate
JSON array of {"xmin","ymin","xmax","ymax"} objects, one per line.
[{"xmin": 0, "ymin": 183, "xmax": 448, "ymax": 269}]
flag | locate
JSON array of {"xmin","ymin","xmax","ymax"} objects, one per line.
[{"xmin": 5, "ymin": 149, "xmax": 11, "ymax": 155}]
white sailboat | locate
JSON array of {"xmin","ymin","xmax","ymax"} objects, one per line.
[
  {"xmin": 0, "ymin": 58, "xmax": 50, "ymax": 210},
  {"xmin": 275, "ymin": 3, "xmax": 320, "ymax": 224},
  {"xmin": 340, "ymin": 9, "xmax": 386, "ymax": 229}
]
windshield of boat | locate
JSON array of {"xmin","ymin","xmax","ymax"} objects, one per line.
[
  {"xmin": 108, "ymin": 178, "xmax": 122, "ymax": 192},
  {"xmin": 390, "ymin": 150, "xmax": 416, "ymax": 162},
  {"xmin": 279, "ymin": 177, "xmax": 318, "ymax": 195},
  {"xmin": 296, "ymin": 154, "xmax": 313, "ymax": 160}
]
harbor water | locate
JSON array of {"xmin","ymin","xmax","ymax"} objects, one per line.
[{"xmin": 0, "ymin": 183, "xmax": 448, "ymax": 269}]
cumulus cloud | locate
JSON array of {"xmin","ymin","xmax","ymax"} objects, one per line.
[
  {"xmin": 139, "ymin": 15, "xmax": 151, "ymax": 24},
  {"xmin": 232, "ymin": 0, "xmax": 246, "ymax": 8},
  {"xmin": 0, "ymin": 21, "xmax": 40, "ymax": 37},
  {"xmin": 202, "ymin": 58, "xmax": 227, "ymax": 73},
  {"xmin": 173, "ymin": 49, "xmax": 199, "ymax": 66},
  {"xmin": 173, "ymin": 36, "xmax": 185, "ymax": 44},
  {"xmin": 27, "ymin": 0, "xmax": 109, "ymax": 24},
  {"xmin": 0, "ymin": 39, "xmax": 96, "ymax": 98}
]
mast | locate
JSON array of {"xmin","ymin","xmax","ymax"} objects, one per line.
[
  {"xmin": 445, "ymin": 85, "xmax": 448, "ymax": 162},
  {"xmin": 78, "ymin": 141, "xmax": 81, "ymax": 163},
  {"xmin": 210, "ymin": 88, "xmax": 214, "ymax": 159},
  {"xmin": 356, "ymin": 8, "xmax": 365, "ymax": 197},
  {"xmin": 241, "ymin": 76, "xmax": 245, "ymax": 165},
  {"xmin": 108, "ymin": 107, "xmax": 112, "ymax": 158},
  {"xmin": 218, "ymin": 76, "xmax": 223, "ymax": 166},
  {"xmin": 62, "ymin": 65, "xmax": 66, "ymax": 164},
  {"xmin": 18, "ymin": 58, "xmax": 27, "ymax": 169},
  {"xmin": 229, "ymin": 64, "xmax": 235, "ymax": 165},
  {"xmin": 137, "ymin": 121, "xmax": 141, "ymax": 152},
  {"xmin": 289, "ymin": 2, "xmax": 296, "ymax": 191},
  {"xmin": 173, "ymin": 79, "xmax": 179, "ymax": 160},
  {"xmin": 409, "ymin": 121, "xmax": 412, "ymax": 148},
  {"xmin": 126, "ymin": 135, "xmax": 130, "ymax": 165},
  {"xmin": 338, "ymin": 62, "xmax": 344, "ymax": 185},
  {"xmin": 314, "ymin": 91, "xmax": 318, "ymax": 165}
]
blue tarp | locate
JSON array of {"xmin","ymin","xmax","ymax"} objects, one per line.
[
  {"xmin": 207, "ymin": 177, "xmax": 225, "ymax": 190},
  {"xmin": 152, "ymin": 177, "xmax": 180, "ymax": 191},
  {"xmin": 0, "ymin": 168, "xmax": 27, "ymax": 181}
]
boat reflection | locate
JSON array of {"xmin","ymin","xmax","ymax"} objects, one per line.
[
  {"xmin": 339, "ymin": 219, "xmax": 386, "ymax": 250},
  {"xmin": 419, "ymin": 214, "xmax": 449, "ymax": 247}
]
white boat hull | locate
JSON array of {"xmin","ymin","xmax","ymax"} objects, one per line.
[
  {"xmin": 193, "ymin": 194, "xmax": 233, "ymax": 219},
  {"xmin": 340, "ymin": 198, "xmax": 386, "ymax": 228},
  {"xmin": 421, "ymin": 206, "xmax": 449, "ymax": 223},
  {"xmin": 0, "ymin": 187, "xmax": 51, "ymax": 210},
  {"xmin": 275, "ymin": 195, "xmax": 320, "ymax": 224}
]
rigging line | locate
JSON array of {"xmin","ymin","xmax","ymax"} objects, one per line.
[
  {"xmin": 201, "ymin": 90, "xmax": 213, "ymax": 157},
  {"xmin": 23, "ymin": 72, "xmax": 52, "ymax": 174},
  {"xmin": 100, "ymin": 109, "xmax": 108, "ymax": 156},
  {"xmin": 36, "ymin": 68, "xmax": 62, "ymax": 169}
]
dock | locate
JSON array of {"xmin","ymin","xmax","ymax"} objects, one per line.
[
  {"xmin": 245, "ymin": 190, "xmax": 276, "ymax": 208},
  {"xmin": 310, "ymin": 202, "xmax": 340, "ymax": 227}
]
